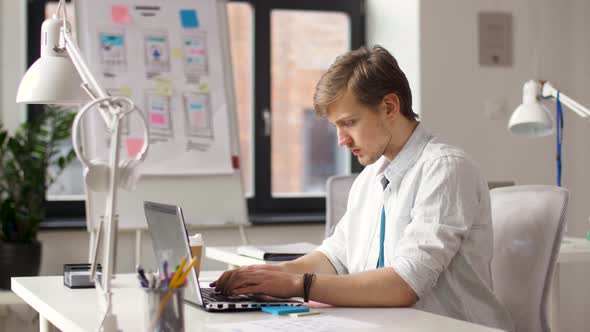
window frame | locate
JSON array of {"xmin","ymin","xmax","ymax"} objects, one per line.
[
  {"xmin": 243, "ymin": 0, "xmax": 365, "ymax": 222},
  {"xmin": 27, "ymin": 0, "xmax": 366, "ymax": 227}
]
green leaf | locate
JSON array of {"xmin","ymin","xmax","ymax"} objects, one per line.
[{"xmin": 0, "ymin": 106, "xmax": 76, "ymax": 242}]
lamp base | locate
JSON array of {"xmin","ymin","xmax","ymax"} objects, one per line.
[{"xmin": 100, "ymin": 312, "xmax": 120, "ymax": 332}]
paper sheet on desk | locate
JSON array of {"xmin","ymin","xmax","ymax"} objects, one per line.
[{"xmin": 208, "ymin": 315, "xmax": 380, "ymax": 332}]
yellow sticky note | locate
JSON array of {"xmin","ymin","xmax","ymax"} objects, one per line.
[
  {"xmin": 155, "ymin": 79, "xmax": 174, "ymax": 96},
  {"xmin": 172, "ymin": 48, "xmax": 184, "ymax": 59},
  {"xmin": 289, "ymin": 311, "xmax": 320, "ymax": 318},
  {"xmin": 198, "ymin": 82, "xmax": 209, "ymax": 94},
  {"xmin": 119, "ymin": 86, "xmax": 132, "ymax": 97}
]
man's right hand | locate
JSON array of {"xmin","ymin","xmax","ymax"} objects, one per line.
[{"xmin": 209, "ymin": 264, "xmax": 285, "ymax": 288}]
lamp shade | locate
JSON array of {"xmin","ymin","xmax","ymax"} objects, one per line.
[
  {"xmin": 508, "ymin": 80, "xmax": 554, "ymax": 137},
  {"xmin": 16, "ymin": 16, "xmax": 87, "ymax": 104},
  {"xmin": 16, "ymin": 56, "xmax": 87, "ymax": 104}
]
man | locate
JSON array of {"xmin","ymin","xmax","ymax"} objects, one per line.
[{"xmin": 212, "ymin": 46, "xmax": 514, "ymax": 331}]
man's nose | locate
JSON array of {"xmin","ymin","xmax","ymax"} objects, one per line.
[{"xmin": 337, "ymin": 129, "xmax": 352, "ymax": 147}]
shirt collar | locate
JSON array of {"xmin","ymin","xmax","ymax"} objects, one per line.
[{"xmin": 376, "ymin": 123, "xmax": 434, "ymax": 185}]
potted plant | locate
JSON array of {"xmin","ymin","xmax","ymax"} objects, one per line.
[{"xmin": 0, "ymin": 106, "xmax": 75, "ymax": 289}]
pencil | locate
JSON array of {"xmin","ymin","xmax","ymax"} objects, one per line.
[
  {"xmin": 171, "ymin": 257, "xmax": 198, "ymax": 288},
  {"xmin": 168, "ymin": 256, "xmax": 188, "ymax": 287}
]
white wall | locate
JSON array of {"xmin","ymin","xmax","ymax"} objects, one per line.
[
  {"xmin": 366, "ymin": 0, "xmax": 421, "ymax": 115},
  {"xmin": 367, "ymin": 0, "xmax": 590, "ymax": 331},
  {"xmin": 0, "ymin": 0, "xmax": 27, "ymax": 132}
]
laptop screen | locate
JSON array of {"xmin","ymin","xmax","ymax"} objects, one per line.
[{"xmin": 144, "ymin": 201, "xmax": 203, "ymax": 306}]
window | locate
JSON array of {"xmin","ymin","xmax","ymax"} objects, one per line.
[
  {"xmin": 28, "ymin": 0, "xmax": 365, "ymax": 225},
  {"xmin": 236, "ymin": 0, "xmax": 365, "ymax": 221},
  {"xmin": 270, "ymin": 9, "xmax": 351, "ymax": 197}
]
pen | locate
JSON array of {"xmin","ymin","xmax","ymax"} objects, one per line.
[
  {"xmin": 163, "ymin": 261, "xmax": 170, "ymax": 287},
  {"xmin": 137, "ymin": 266, "xmax": 149, "ymax": 288},
  {"xmin": 137, "ymin": 274, "xmax": 148, "ymax": 288},
  {"xmin": 150, "ymin": 273, "xmax": 157, "ymax": 289}
]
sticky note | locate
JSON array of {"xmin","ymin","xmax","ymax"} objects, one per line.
[
  {"xmin": 261, "ymin": 306, "xmax": 309, "ymax": 315},
  {"xmin": 193, "ymin": 111, "xmax": 205, "ymax": 128},
  {"xmin": 171, "ymin": 48, "xmax": 184, "ymax": 59},
  {"xmin": 289, "ymin": 311, "xmax": 320, "ymax": 318},
  {"xmin": 126, "ymin": 138, "xmax": 144, "ymax": 158},
  {"xmin": 112, "ymin": 5, "xmax": 130, "ymax": 24},
  {"xmin": 303, "ymin": 301, "xmax": 333, "ymax": 308},
  {"xmin": 180, "ymin": 9, "xmax": 199, "ymax": 28},
  {"xmin": 155, "ymin": 79, "xmax": 174, "ymax": 96},
  {"xmin": 150, "ymin": 113, "xmax": 166, "ymax": 125},
  {"xmin": 119, "ymin": 86, "xmax": 132, "ymax": 97},
  {"xmin": 197, "ymin": 82, "xmax": 209, "ymax": 94}
]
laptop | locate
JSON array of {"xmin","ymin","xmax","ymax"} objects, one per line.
[{"xmin": 143, "ymin": 201, "xmax": 302, "ymax": 311}]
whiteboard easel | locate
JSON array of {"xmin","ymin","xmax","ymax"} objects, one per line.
[{"xmin": 74, "ymin": 0, "xmax": 250, "ymax": 266}]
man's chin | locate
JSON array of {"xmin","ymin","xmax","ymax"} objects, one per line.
[{"xmin": 357, "ymin": 155, "xmax": 378, "ymax": 166}]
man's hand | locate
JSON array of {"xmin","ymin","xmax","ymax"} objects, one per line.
[{"xmin": 209, "ymin": 265, "xmax": 303, "ymax": 299}]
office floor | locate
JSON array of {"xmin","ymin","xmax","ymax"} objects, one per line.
[{"xmin": 0, "ymin": 300, "xmax": 38, "ymax": 332}]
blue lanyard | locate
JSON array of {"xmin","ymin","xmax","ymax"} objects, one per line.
[
  {"xmin": 376, "ymin": 206, "xmax": 386, "ymax": 268},
  {"xmin": 556, "ymin": 92, "xmax": 563, "ymax": 186}
]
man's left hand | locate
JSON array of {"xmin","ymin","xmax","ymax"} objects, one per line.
[{"xmin": 211, "ymin": 267, "xmax": 303, "ymax": 299}]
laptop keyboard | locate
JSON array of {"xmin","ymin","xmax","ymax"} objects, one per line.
[{"xmin": 200, "ymin": 287, "xmax": 251, "ymax": 302}]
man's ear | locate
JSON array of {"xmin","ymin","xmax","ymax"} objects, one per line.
[{"xmin": 382, "ymin": 93, "xmax": 401, "ymax": 118}]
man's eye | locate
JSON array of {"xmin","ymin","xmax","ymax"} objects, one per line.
[{"xmin": 343, "ymin": 120, "xmax": 355, "ymax": 127}]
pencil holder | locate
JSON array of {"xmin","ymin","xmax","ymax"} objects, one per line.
[{"xmin": 144, "ymin": 287, "xmax": 185, "ymax": 332}]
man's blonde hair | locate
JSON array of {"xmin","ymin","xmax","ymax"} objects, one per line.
[{"xmin": 313, "ymin": 45, "xmax": 417, "ymax": 120}]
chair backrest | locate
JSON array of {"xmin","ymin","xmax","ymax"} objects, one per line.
[
  {"xmin": 325, "ymin": 174, "xmax": 358, "ymax": 238},
  {"xmin": 490, "ymin": 185, "xmax": 568, "ymax": 332}
]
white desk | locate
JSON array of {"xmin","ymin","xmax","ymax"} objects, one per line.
[
  {"xmin": 207, "ymin": 237, "xmax": 590, "ymax": 332},
  {"xmin": 12, "ymin": 271, "xmax": 504, "ymax": 332}
]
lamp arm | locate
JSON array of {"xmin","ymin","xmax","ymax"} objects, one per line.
[
  {"xmin": 62, "ymin": 29, "xmax": 106, "ymax": 99},
  {"xmin": 61, "ymin": 20, "xmax": 126, "ymax": 330},
  {"xmin": 62, "ymin": 28, "xmax": 112, "ymax": 125},
  {"xmin": 542, "ymin": 82, "xmax": 590, "ymax": 118}
]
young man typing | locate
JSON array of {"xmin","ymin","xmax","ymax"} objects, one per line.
[{"xmin": 211, "ymin": 46, "xmax": 513, "ymax": 331}]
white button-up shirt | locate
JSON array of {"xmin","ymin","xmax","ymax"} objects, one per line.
[{"xmin": 317, "ymin": 124, "xmax": 514, "ymax": 331}]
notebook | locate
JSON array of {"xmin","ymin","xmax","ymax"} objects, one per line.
[{"xmin": 237, "ymin": 242, "xmax": 318, "ymax": 261}]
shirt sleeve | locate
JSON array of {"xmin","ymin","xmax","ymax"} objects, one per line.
[
  {"xmin": 391, "ymin": 155, "xmax": 482, "ymax": 298},
  {"xmin": 316, "ymin": 210, "xmax": 349, "ymax": 275}
]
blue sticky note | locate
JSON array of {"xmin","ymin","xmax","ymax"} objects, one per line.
[
  {"xmin": 261, "ymin": 306, "xmax": 309, "ymax": 315},
  {"xmin": 180, "ymin": 10, "xmax": 199, "ymax": 28}
]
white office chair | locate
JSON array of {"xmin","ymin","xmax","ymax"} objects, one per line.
[
  {"xmin": 325, "ymin": 174, "xmax": 358, "ymax": 238},
  {"xmin": 490, "ymin": 185, "xmax": 568, "ymax": 332}
]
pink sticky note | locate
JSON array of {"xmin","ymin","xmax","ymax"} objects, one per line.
[
  {"xmin": 126, "ymin": 138, "xmax": 144, "ymax": 158},
  {"xmin": 150, "ymin": 113, "xmax": 166, "ymax": 125},
  {"xmin": 193, "ymin": 112, "xmax": 205, "ymax": 128},
  {"xmin": 303, "ymin": 301, "xmax": 333, "ymax": 309},
  {"xmin": 112, "ymin": 5, "xmax": 130, "ymax": 24}
]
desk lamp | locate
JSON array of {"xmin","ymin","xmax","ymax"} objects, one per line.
[
  {"xmin": 509, "ymin": 80, "xmax": 590, "ymax": 136},
  {"xmin": 509, "ymin": 79, "xmax": 590, "ymax": 240},
  {"xmin": 15, "ymin": 1, "xmax": 149, "ymax": 331}
]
